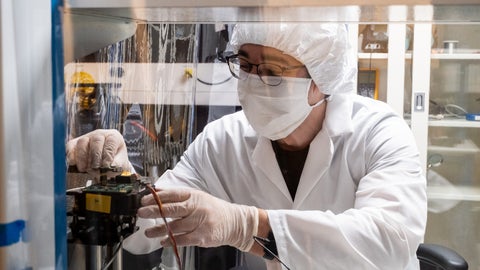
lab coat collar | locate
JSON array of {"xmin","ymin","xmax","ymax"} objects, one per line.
[
  {"xmin": 293, "ymin": 94, "xmax": 354, "ymax": 206},
  {"xmin": 323, "ymin": 93, "xmax": 354, "ymax": 137},
  {"xmin": 252, "ymin": 136, "xmax": 293, "ymax": 202},
  {"xmin": 251, "ymin": 127, "xmax": 334, "ymax": 207},
  {"xmin": 251, "ymin": 93, "xmax": 354, "ymax": 206}
]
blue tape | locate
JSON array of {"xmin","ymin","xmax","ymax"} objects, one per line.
[{"xmin": 0, "ymin": 220, "xmax": 27, "ymax": 247}]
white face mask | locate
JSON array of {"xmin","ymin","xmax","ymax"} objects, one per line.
[{"xmin": 238, "ymin": 76, "xmax": 326, "ymax": 140}]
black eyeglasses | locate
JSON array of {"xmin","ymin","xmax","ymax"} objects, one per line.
[{"xmin": 226, "ymin": 54, "xmax": 308, "ymax": 86}]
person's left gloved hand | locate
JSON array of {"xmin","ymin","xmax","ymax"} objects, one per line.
[{"xmin": 137, "ymin": 189, "xmax": 259, "ymax": 252}]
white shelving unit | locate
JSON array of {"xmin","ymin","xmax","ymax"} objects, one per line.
[
  {"xmin": 356, "ymin": 22, "xmax": 480, "ymax": 268},
  {"xmin": 355, "ymin": 23, "xmax": 480, "ymax": 167}
]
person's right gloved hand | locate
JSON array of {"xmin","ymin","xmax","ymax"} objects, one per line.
[
  {"xmin": 137, "ymin": 188, "xmax": 259, "ymax": 252},
  {"xmin": 66, "ymin": 129, "xmax": 131, "ymax": 178}
]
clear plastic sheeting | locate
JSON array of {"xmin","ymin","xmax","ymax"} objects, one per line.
[
  {"xmin": 0, "ymin": 0, "xmax": 57, "ymax": 269},
  {"xmin": 64, "ymin": 23, "xmax": 241, "ymax": 269},
  {"xmin": 65, "ymin": 24, "xmax": 202, "ymax": 177}
]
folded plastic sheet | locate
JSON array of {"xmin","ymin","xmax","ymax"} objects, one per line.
[{"xmin": 0, "ymin": 0, "xmax": 59, "ymax": 268}]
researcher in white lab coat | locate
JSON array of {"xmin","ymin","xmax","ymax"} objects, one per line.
[{"xmin": 67, "ymin": 23, "xmax": 427, "ymax": 270}]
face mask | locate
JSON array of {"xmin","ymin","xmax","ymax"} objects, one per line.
[{"xmin": 238, "ymin": 76, "xmax": 326, "ymax": 140}]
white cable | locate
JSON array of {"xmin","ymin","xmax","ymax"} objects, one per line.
[{"xmin": 444, "ymin": 104, "xmax": 468, "ymax": 118}]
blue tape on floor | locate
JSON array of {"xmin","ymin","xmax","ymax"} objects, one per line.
[{"xmin": 0, "ymin": 220, "xmax": 26, "ymax": 247}]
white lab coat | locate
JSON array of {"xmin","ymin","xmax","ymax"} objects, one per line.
[{"xmin": 133, "ymin": 93, "xmax": 427, "ymax": 270}]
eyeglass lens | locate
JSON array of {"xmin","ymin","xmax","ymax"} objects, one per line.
[{"xmin": 227, "ymin": 56, "xmax": 283, "ymax": 86}]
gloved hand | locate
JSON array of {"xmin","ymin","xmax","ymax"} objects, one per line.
[
  {"xmin": 66, "ymin": 129, "xmax": 131, "ymax": 178},
  {"xmin": 138, "ymin": 189, "xmax": 259, "ymax": 252}
]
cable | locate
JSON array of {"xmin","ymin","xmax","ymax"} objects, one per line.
[
  {"xmin": 101, "ymin": 240, "xmax": 123, "ymax": 270},
  {"xmin": 130, "ymin": 120, "xmax": 158, "ymax": 141},
  {"xmin": 407, "ymin": 101, "xmax": 469, "ymax": 120},
  {"xmin": 253, "ymin": 236, "xmax": 291, "ymax": 270},
  {"xmin": 444, "ymin": 104, "xmax": 468, "ymax": 118},
  {"xmin": 145, "ymin": 185, "xmax": 183, "ymax": 270},
  {"xmin": 196, "ymin": 75, "xmax": 232, "ymax": 86}
]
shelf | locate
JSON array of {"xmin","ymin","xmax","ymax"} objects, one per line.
[
  {"xmin": 428, "ymin": 186, "xmax": 480, "ymax": 202},
  {"xmin": 358, "ymin": 53, "xmax": 388, "ymax": 59},
  {"xmin": 429, "ymin": 138, "xmax": 480, "ymax": 154},
  {"xmin": 431, "ymin": 49, "xmax": 480, "ymax": 59},
  {"xmin": 358, "ymin": 52, "xmax": 413, "ymax": 60},
  {"xmin": 431, "ymin": 53, "xmax": 480, "ymax": 60},
  {"xmin": 404, "ymin": 118, "xmax": 480, "ymax": 128},
  {"xmin": 359, "ymin": 52, "xmax": 480, "ymax": 60},
  {"xmin": 428, "ymin": 119, "xmax": 480, "ymax": 128}
]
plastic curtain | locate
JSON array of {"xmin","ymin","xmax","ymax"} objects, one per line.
[{"xmin": 0, "ymin": 0, "xmax": 60, "ymax": 269}]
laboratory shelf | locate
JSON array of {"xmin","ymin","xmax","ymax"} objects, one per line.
[
  {"xmin": 427, "ymin": 186, "xmax": 480, "ymax": 202},
  {"xmin": 405, "ymin": 118, "xmax": 480, "ymax": 128},
  {"xmin": 428, "ymin": 119, "xmax": 480, "ymax": 128},
  {"xmin": 358, "ymin": 52, "xmax": 413, "ymax": 59},
  {"xmin": 358, "ymin": 53, "xmax": 388, "ymax": 59},
  {"xmin": 431, "ymin": 52, "xmax": 480, "ymax": 60},
  {"xmin": 428, "ymin": 139, "xmax": 480, "ymax": 154}
]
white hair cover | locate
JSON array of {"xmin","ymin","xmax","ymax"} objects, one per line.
[{"xmin": 229, "ymin": 23, "xmax": 357, "ymax": 95}]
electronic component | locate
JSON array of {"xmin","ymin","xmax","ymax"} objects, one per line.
[{"xmin": 67, "ymin": 170, "xmax": 150, "ymax": 246}]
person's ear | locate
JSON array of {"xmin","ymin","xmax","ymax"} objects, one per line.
[
  {"xmin": 309, "ymin": 81, "xmax": 319, "ymax": 93},
  {"xmin": 308, "ymin": 82, "xmax": 325, "ymax": 105}
]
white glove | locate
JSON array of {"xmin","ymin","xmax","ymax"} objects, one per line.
[
  {"xmin": 122, "ymin": 217, "xmax": 166, "ymax": 255},
  {"xmin": 137, "ymin": 189, "xmax": 259, "ymax": 252},
  {"xmin": 66, "ymin": 129, "xmax": 131, "ymax": 178}
]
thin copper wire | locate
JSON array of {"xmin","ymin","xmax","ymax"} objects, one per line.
[{"xmin": 145, "ymin": 185, "xmax": 182, "ymax": 270}]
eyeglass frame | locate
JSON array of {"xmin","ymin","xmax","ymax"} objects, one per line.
[{"xmin": 225, "ymin": 53, "xmax": 310, "ymax": 86}]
